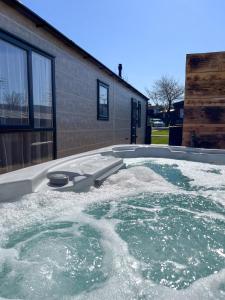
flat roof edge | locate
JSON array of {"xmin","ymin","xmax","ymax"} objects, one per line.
[
  {"xmin": 2, "ymin": 0, "xmax": 148, "ymax": 101},
  {"xmin": 186, "ymin": 50, "xmax": 225, "ymax": 57}
]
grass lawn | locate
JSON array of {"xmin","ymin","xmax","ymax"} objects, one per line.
[{"xmin": 151, "ymin": 128, "xmax": 169, "ymax": 144}]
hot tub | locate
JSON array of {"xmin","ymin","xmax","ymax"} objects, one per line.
[{"xmin": 0, "ymin": 145, "xmax": 225, "ymax": 299}]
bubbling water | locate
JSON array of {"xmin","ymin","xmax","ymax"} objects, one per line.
[{"xmin": 0, "ymin": 159, "xmax": 225, "ymax": 299}]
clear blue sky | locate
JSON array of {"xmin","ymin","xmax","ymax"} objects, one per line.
[{"xmin": 22, "ymin": 0, "xmax": 225, "ymax": 95}]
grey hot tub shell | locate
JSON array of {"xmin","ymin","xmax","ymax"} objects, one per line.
[{"xmin": 0, "ymin": 145, "xmax": 225, "ymax": 202}]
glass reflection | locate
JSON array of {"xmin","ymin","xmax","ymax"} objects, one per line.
[
  {"xmin": 0, "ymin": 39, "xmax": 29, "ymax": 126},
  {"xmin": 32, "ymin": 52, "xmax": 53, "ymax": 128},
  {"xmin": 0, "ymin": 131, "xmax": 53, "ymax": 174},
  {"xmin": 98, "ymin": 83, "xmax": 108, "ymax": 119}
]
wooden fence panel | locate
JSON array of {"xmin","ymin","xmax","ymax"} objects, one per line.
[{"xmin": 183, "ymin": 52, "xmax": 225, "ymax": 149}]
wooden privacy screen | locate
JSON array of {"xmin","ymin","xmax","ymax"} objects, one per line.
[{"xmin": 183, "ymin": 52, "xmax": 225, "ymax": 149}]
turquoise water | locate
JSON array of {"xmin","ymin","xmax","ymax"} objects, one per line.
[
  {"xmin": 0, "ymin": 158, "xmax": 225, "ymax": 299},
  {"xmin": 0, "ymin": 222, "xmax": 107, "ymax": 299},
  {"xmin": 127, "ymin": 160, "xmax": 225, "ymax": 191},
  {"xmin": 86, "ymin": 193, "xmax": 225, "ymax": 290}
]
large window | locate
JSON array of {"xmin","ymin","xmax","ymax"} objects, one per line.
[
  {"xmin": 97, "ymin": 80, "xmax": 109, "ymax": 120},
  {"xmin": 32, "ymin": 52, "xmax": 53, "ymax": 128},
  {"xmin": 0, "ymin": 39, "xmax": 29, "ymax": 126},
  {"xmin": 0, "ymin": 30, "xmax": 55, "ymax": 174}
]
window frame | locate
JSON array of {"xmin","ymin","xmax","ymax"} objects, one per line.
[
  {"xmin": 97, "ymin": 79, "xmax": 109, "ymax": 121},
  {"xmin": 138, "ymin": 101, "xmax": 141, "ymax": 128},
  {"xmin": 0, "ymin": 29, "xmax": 56, "ymax": 159}
]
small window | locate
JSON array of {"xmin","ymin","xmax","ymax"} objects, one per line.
[
  {"xmin": 138, "ymin": 101, "xmax": 141, "ymax": 127},
  {"xmin": 0, "ymin": 39, "xmax": 29, "ymax": 126},
  {"xmin": 97, "ymin": 80, "xmax": 109, "ymax": 120}
]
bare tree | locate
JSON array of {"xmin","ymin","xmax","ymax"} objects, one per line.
[
  {"xmin": 4, "ymin": 91, "xmax": 24, "ymax": 109},
  {"xmin": 146, "ymin": 75, "xmax": 184, "ymax": 125}
]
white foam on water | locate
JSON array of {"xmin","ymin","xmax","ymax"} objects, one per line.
[
  {"xmin": 172, "ymin": 206, "xmax": 225, "ymax": 222},
  {"xmin": 0, "ymin": 166, "xmax": 177, "ymax": 241},
  {"xmin": 0, "ymin": 165, "xmax": 177, "ymax": 299},
  {"xmin": 66, "ymin": 268, "xmax": 225, "ymax": 300},
  {"xmin": 0, "ymin": 160, "xmax": 225, "ymax": 299},
  {"xmin": 173, "ymin": 161, "xmax": 225, "ymax": 190},
  {"xmin": 126, "ymin": 204, "xmax": 162, "ymax": 213},
  {"xmin": 194, "ymin": 211, "xmax": 225, "ymax": 222},
  {"xmin": 125, "ymin": 157, "xmax": 225, "ymax": 190},
  {"xmin": 202, "ymin": 190, "xmax": 225, "ymax": 208}
]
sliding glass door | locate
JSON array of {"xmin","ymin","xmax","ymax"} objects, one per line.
[{"xmin": 0, "ymin": 30, "xmax": 56, "ymax": 174}]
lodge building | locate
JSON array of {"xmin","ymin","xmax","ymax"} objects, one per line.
[{"xmin": 0, "ymin": 0, "xmax": 148, "ymax": 174}]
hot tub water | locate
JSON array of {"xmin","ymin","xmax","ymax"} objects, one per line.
[{"xmin": 0, "ymin": 158, "xmax": 225, "ymax": 299}]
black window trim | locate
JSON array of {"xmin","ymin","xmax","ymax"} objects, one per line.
[
  {"xmin": 0, "ymin": 29, "xmax": 57, "ymax": 159},
  {"xmin": 97, "ymin": 79, "xmax": 109, "ymax": 121}
]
